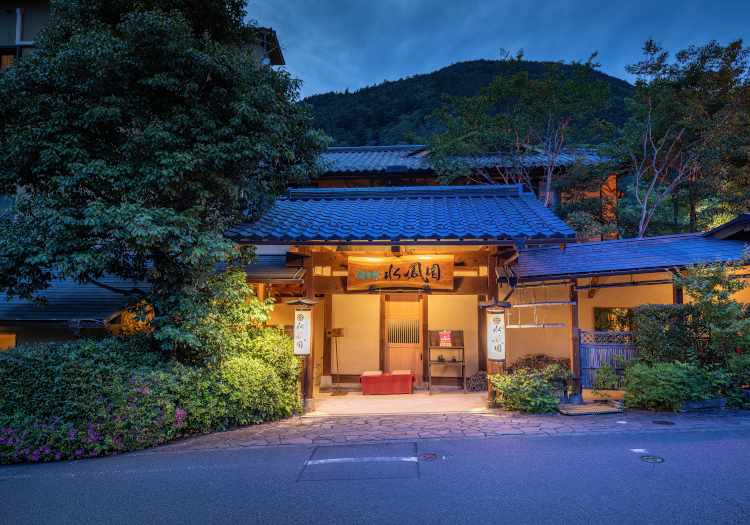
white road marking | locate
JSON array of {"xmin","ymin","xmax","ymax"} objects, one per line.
[
  {"xmin": 630, "ymin": 449, "xmax": 647, "ymax": 453},
  {"xmin": 616, "ymin": 421, "xmax": 628, "ymax": 424},
  {"xmin": 306, "ymin": 456, "xmax": 418, "ymax": 465}
]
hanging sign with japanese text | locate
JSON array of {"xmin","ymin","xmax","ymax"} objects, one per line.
[
  {"xmin": 293, "ymin": 307, "xmax": 312, "ymax": 356},
  {"xmin": 486, "ymin": 308, "xmax": 506, "ymax": 362},
  {"xmin": 347, "ymin": 255, "xmax": 454, "ymax": 291}
]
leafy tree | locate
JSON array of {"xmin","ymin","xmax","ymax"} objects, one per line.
[
  {"xmin": 0, "ymin": 0, "xmax": 329, "ymax": 350},
  {"xmin": 614, "ymin": 38, "xmax": 750, "ymax": 237},
  {"xmin": 421, "ymin": 50, "xmax": 613, "ymax": 205},
  {"xmin": 672, "ymin": 255, "xmax": 750, "ymax": 371}
]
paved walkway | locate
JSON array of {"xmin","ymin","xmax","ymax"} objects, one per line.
[{"xmin": 154, "ymin": 409, "xmax": 750, "ymax": 453}]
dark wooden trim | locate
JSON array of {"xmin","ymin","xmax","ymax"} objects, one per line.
[
  {"xmin": 313, "ymin": 275, "xmax": 489, "ymax": 295},
  {"xmin": 422, "ymin": 295, "xmax": 429, "ymax": 382},
  {"xmin": 323, "ymin": 294, "xmax": 332, "ymax": 376},
  {"xmin": 330, "ymin": 374, "xmax": 363, "ymax": 383},
  {"xmin": 569, "ymin": 284, "xmax": 581, "ymax": 376},
  {"xmin": 477, "ymin": 294, "xmax": 487, "ymax": 372},
  {"xmin": 301, "ymin": 246, "xmax": 314, "ymax": 400},
  {"xmin": 379, "ymin": 294, "xmax": 386, "ymax": 372},
  {"xmin": 429, "ymin": 377, "xmax": 464, "ymax": 386}
]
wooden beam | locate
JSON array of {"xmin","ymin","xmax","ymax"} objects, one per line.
[
  {"xmin": 422, "ymin": 295, "xmax": 429, "ymax": 385},
  {"xmin": 323, "ymin": 294, "xmax": 332, "ymax": 376},
  {"xmin": 433, "ymin": 277, "xmax": 490, "ymax": 295},
  {"xmin": 587, "ymin": 277, "xmax": 599, "ymax": 299},
  {"xmin": 311, "ymin": 250, "xmax": 489, "ymax": 268},
  {"xmin": 379, "ymin": 294, "xmax": 386, "ymax": 372},
  {"xmin": 477, "ymin": 294, "xmax": 487, "ymax": 372},
  {"xmin": 313, "ymin": 275, "xmax": 490, "ymax": 295},
  {"xmin": 569, "ymin": 284, "xmax": 580, "ymax": 376},
  {"xmin": 300, "ymin": 246, "xmax": 314, "ymax": 400}
]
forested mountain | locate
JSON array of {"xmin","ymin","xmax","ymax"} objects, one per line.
[{"xmin": 304, "ymin": 59, "xmax": 633, "ymax": 147}]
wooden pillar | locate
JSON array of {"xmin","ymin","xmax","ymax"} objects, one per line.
[
  {"xmin": 477, "ymin": 294, "xmax": 487, "ymax": 372},
  {"xmin": 379, "ymin": 294, "xmax": 386, "ymax": 372},
  {"xmin": 422, "ymin": 294, "xmax": 429, "ymax": 385},
  {"xmin": 569, "ymin": 283, "xmax": 581, "ymax": 376},
  {"xmin": 323, "ymin": 294, "xmax": 332, "ymax": 376},
  {"xmin": 301, "ymin": 246, "xmax": 314, "ymax": 400}
]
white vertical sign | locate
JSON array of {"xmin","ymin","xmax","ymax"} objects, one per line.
[
  {"xmin": 487, "ymin": 308, "xmax": 506, "ymax": 361},
  {"xmin": 294, "ymin": 307, "xmax": 312, "ymax": 356}
]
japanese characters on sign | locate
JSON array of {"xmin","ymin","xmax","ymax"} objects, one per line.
[
  {"xmin": 347, "ymin": 255, "xmax": 454, "ymax": 291},
  {"xmin": 486, "ymin": 308, "xmax": 506, "ymax": 362},
  {"xmin": 293, "ymin": 307, "xmax": 312, "ymax": 356}
]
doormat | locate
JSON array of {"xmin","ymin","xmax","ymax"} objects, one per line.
[{"xmin": 557, "ymin": 401, "xmax": 623, "ymax": 416}]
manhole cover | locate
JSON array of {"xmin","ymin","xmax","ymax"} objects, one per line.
[
  {"xmin": 419, "ymin": 454, "xmax": 437, "ymax": 461},
  {"xmin": 642, "ymin": 456, "xmax": 664, "ymax": 463},
  {"xmin": 653, "ymin": 421, "xmax": 676, "ymax": 425}
]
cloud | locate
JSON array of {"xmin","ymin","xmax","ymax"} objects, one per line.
[{"xmin": 247, "ymin": 0, "xmax": 750, "ymax": 99}]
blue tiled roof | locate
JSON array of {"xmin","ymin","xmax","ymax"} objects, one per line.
[
  {"xmin": 224, "ymin": 185, "xmax": 577, "ymax": 244},
  {"xmin": 322, "ymin": 145, "xmax": 602, "ymax": 173},
  {"xmin": 511, "ymin": 233, "xmax": 750, "ymax": 281},
  {"xmin": 0, "ymin": 275, "xmax": 152, "ymax": 322}
]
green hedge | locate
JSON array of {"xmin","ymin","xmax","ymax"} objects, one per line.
[
  {"xmin": 0, "ymin": 329, "xmax": 300, "ymax": 464},
  {"xmin": 623, "ymin": 361, "xmax": 736, "ymax": 411},
  {"xmin": 633, "ymin": 303, "xmax": 710, "ymax": 365}
]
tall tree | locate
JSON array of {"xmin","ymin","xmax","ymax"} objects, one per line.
[
  {"xmin": 422, "ymin": 50, "xmax": 612, "ymax": 205},
  {"xmin": 0, "ymin": 0, "xmax": 328, "ymax": 349},
  {"xmin": 616, "ymin": 38, "xmax": 750, "ymax": 238}
]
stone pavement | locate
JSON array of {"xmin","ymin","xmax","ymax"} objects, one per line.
[{"xmin": 153, "ymin": 409, "xmax": 750, "ymax": 453}]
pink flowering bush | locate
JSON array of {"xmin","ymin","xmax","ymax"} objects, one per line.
[{"xmin": 0, "ymin": 328, "xmax": 301, "ymax": 465}]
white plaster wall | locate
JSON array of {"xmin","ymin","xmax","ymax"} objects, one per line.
[
  {"xmin": 428, "ymin": 295, "xmax": 479, "ymax": 377},
  {"xmin": 332, "ymin": 295, "xmax": 380, "ymax": 374}
]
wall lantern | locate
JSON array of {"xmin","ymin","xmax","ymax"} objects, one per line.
[
  {"xmin": 285, "ymin": 298, "xmax": 320, "ymax": 356},
  {"xmin": 479, "ymin": 300, "xmax": 511, "ymax": 363}
]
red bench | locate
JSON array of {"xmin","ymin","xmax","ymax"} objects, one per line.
[{"xmin": 359, "ymin": 370, "xmax": 415, "ymax": 395}]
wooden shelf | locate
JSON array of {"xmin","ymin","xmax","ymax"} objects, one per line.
[{"xmin": 427, "ymin": 330, "xmax": 466, "ymax": 395}]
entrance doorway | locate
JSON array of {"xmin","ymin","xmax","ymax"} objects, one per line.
[{"xmin": 384, "ymin": 295, "xmax": 423, "ymax": 384}]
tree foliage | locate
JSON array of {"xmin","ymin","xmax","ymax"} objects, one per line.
[
  {"xmin": 418, "ymin": 51, "xmax": 613, "ymax": 205},
  {"xmin": 305, "ymin": 58, "xmax": 632, "ymax": 148},
  {"xmin": 0, "ymin": 0, "xmax": 329, "ymax": 345},
  {"xmin": 613, "ymin": 38, "xmax": 750, "ymax": 237}
]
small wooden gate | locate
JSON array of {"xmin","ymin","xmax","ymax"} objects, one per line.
[{"xmin": 579, "ymin": 331, "xmax": 636, "ymax": 388}]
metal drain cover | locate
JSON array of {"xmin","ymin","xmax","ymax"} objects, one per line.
[
  {"xmin": 642, "ymin": 456, "xmax": 664, "ymax": 463},
  {"xmin": 653, "ymin": 421, "xmax": 676, "ymax": 425},
  {"xmin": 419, "ymin": 454, "xmax": 437, "ymax": 461}
]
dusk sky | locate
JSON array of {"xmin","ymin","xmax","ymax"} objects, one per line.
[{"xmin": 247, "ymin": 0, "xmax": 750, "ymax": 100}]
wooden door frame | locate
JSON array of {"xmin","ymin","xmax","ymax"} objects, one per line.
[{"xmin": 380, "ymin": 293, "xmax": 426, "ymax": 382}]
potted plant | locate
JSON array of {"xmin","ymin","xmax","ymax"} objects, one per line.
[{"xmin": 568, "ymin": 388, "xmax": 583, "ymax": 405}]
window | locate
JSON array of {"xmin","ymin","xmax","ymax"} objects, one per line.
[
  {"xmin": 1, "ymin": 55, "xmax": 13, "ymax": 70},
  {"xmin": 593, "ymin": 308, "xmax": 634, "ymax": 332},
  {"xmin": 0, "ymin": 333, "xmax": 17, "ymax": 351}
]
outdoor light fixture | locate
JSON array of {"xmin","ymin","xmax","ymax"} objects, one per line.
[{"xmin": 479, "ymin": 301, "xmax": 510, "ymax": 363}]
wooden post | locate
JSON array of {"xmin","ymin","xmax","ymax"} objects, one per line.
[
  {"xmin": 422, "ymin": 294, "xmax": 429, "ymax": 385},
  {"xmin": 379, "ymin": 294, "xmax": 386, "ymax": 372},
  {"xmin": 301, "ymin": 246, "xmax": 314, "ymax": 401},
  {"xmin": 478, "ymin": 294, "xmax": 487, "ymax": 372},
  {"xmin": 323, "ymin": 294, "xmax": 332, "ymax": 376},
  {"xmin": 569, "ymin": 284, "xmax": 581, "ymax": 376}
]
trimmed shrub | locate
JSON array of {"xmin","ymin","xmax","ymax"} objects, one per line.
[
  {"xmin": 624, "ymin": 362, "xmax": 732, "ymax": 411},
  {"xmin": 633, "ymin": 303, "xmax": 709, "ymax": 365},
  {"xmin": 0, "ymin": 330, "xmax": 300, "ymax": 464},
  {"xmin": 488, "ymin": 365, "xmax": 570, "ymax": 414}
]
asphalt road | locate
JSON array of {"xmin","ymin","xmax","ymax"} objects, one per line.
[{"xmin": 1, "ymin": 429, "xmax": 748, "ymax": 524}]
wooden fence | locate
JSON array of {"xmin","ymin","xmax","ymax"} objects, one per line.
[{"xmin": 579, "ymin": 331, "xmax": 636, "ymax": 388}]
